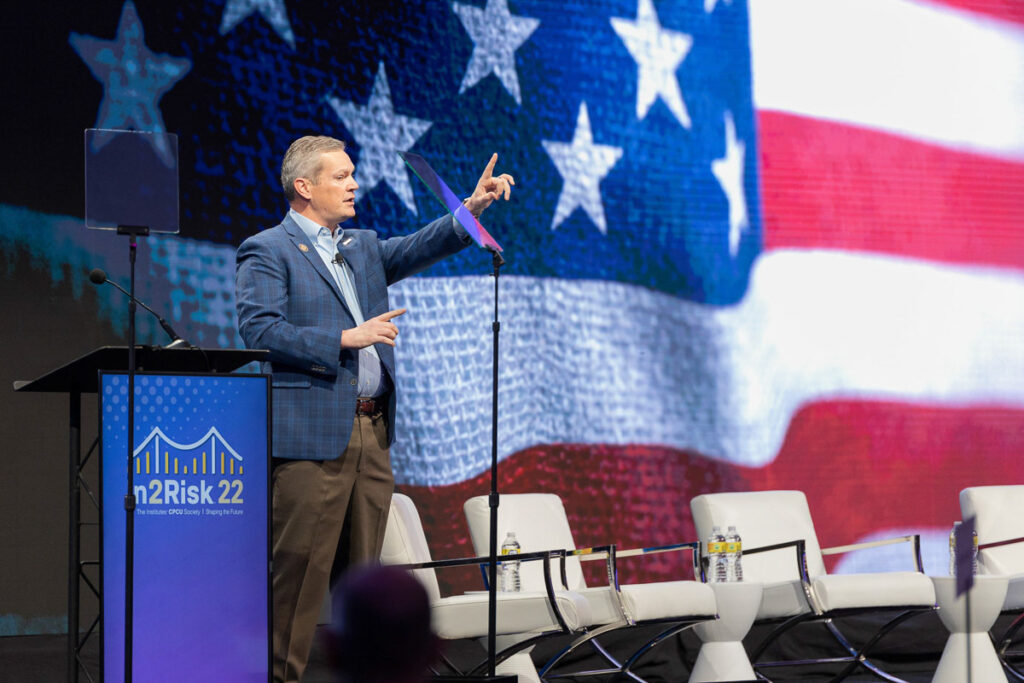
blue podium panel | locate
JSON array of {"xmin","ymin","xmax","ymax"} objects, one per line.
[{"xmin": 100, "ymin": 372, "xmax": 270, "ymax": 683}]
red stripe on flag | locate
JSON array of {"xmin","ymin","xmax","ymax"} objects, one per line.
[
  {"xmin": 748, "ymin": 401, "xmax": 1024, "ymax": 570},
  {"xmin": 923, "ymin": 0, "xmax": 1024, "ymax": 27},
  {"xmin": 758, "ymin": 110, "xmax": 1024, "ymax": 270},
  {"xmin": 400, "ymin": 402, "xmax": 1024, "ymax": 591},
  {"xmin": 399, "ymin": 443, "xmax": 745, "ymax": 593}
]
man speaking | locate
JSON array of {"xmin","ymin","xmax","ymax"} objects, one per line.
[{"xmin": 235, "ymin": 135, "xmax": 513, "ymax": 683}]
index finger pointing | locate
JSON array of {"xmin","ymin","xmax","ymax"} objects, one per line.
[
  {"xmin": 480, "ymin": 153, "xmax": 498, "ymax": 180},
  {"xmin": 380, "ymin": 308, "xmax": 407, "ymax": 321}
]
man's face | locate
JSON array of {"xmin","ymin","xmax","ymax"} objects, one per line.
[{"xmin": 303, "ymin": 149, "xmax": 359, "ymax": 227}]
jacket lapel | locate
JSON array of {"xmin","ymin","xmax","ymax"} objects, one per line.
[{"xmin": 282, "ymin": 214, "xmax": 348, "ymax": 311}]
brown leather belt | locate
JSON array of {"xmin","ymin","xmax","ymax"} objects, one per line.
[{"xmin": 356, "ymin": 397, "xmax": 383, "ymax": 416}]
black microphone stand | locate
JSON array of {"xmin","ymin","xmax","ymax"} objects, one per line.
[
  {"xmin": 485, "ymin": 246, "xmax": 505, "ymax": 677},
  {"xmin": 90, "ymin": 268, "xmax": 189, "ymax": 349},
  {"xmin": 117, "ymin": 223, "xmax": 149, "ymax": 683}
]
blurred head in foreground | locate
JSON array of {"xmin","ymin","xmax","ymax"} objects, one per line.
[{"xmin": 324, "ymin": 563, "xmax": 439, "ymax": 683}]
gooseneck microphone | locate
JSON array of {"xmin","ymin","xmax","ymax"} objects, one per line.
[{"xmin": 89, "ymin": 268, "xmax": 190, "ymax": 349}]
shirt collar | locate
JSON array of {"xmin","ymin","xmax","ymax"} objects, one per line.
[{"xmin": 289, "ymin": 208, "xmax": 341, "ymax": 244}]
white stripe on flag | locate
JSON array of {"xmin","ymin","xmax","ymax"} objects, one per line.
[
  {"xmin": 390, "ymin": 252, "xmax": 1024, "ymax": 485},
  {"xmin": 749, "ymin": 0, "xmax": 1024, "ymax": 160}
]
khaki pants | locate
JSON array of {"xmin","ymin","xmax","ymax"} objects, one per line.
[{"xmin": 270, "ymin": 413, "xmax": 392, "ymax": 683}]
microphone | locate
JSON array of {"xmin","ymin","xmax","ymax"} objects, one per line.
[
  {"xmin": 89, "ymin": 268, "xmax": 190, "ymax": 349},
  {"xmin": 333, "ymin": 252, "xmax": 346, "ymax": 267}
]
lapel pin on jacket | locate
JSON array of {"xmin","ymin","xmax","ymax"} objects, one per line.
[{"xmin": 298, "ymin": 243, "xmax": 309, "ymax": 252}]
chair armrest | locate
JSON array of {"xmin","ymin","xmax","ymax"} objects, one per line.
[
  {"xmin": 567, "ymin": 544, "xmax": 619, "ymax": 594},
  {"xmin": 699, "ymin": 539, "xmax": 811, "ymax": 584},
  {"xmin": 393, "ymin": 548, "xmax": 578, "ymax": 634},
  {"xmin": 726, "ymin": 539, "xmax": 824, "ymax": 614},
  {"xmin": 978, "ymin": 535, "xmax": 1024, "ymax": 552},
  {"xmin": 565, "ymin": 544, "xmax": 641, "ymax": 625},
  {"xmin": 821, "ymin": 534, "xmax": 925, "ymax": 573},
  {"xmin": 398, "ymin": 547, "xmax": 562, "ymax": 573},
  {"xmin": 593, "ymin": 541, "xmax": 701, "ymax": 579},
  {"xmin": 737, "ymin": 539, "xmax": 811, "ymax": 581},
  {"xmin": 610, "ymin": 541, "xmax": 700, "ymax": 561},
  {"xmin": 572, "ymin": 542, "xmax": 702, "ymax": 625},
  {"xmin": 575, "ymin": 541, "xmax": 698, "ymax": 565}
]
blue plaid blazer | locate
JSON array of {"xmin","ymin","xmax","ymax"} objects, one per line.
[{"xmin": 235, "ymin": 212, "xmax": 470, "ymax": 461}]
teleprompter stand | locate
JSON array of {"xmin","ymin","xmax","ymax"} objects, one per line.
[
  {"xmin": 399, "ymin": 151, "xmax": 513, "ymax": 679},
  {"xmin": 80, "ymin": 127, "xmax": 185, "ymax": 683},
  {"xmin": 484, "ymin": 247, "xmax": 507, "ymax": 679},
  {"xmin": 83, "ymin": 128, "xmax": 181, "ymax": 683}
]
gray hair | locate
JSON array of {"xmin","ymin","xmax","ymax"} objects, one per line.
[{"xmin": 280, "ymin": 136, "xmax": 347, "ymax": 201}]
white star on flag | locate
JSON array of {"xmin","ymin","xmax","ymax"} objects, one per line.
[
  {"xmin": 326, "ymin": 62, "xmax": 433, "ymax": 215},
  {"xmin": 705, "ymin": 0, "xmax": 731, "ymax": 13},
  {"xmin": 611, "ymin": 0, "xmax": 693, "ymax": 128},
  {"xmin": 219, "ymin": 0, "xmax": 296, "ymax": 49},
  {"xmin": 542, "ymin": 102, "xmax": 623, "ymax": 234},
  {"xmin": 453, "ymin": 0, "xmax": 539, "ymax": 105},
  {"xmin": 711, "ymin": 111, "xmax": 748, "ymax": 256}
]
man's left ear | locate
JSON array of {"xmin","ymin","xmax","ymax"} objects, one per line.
[{"xmin": 293, "ymin": 177, "xmax": 312, "ymax": 201}]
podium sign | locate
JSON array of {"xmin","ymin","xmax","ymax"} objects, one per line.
[{"xmin": 100, "ymin": 372, "xmax": 270, "ymax": 682}]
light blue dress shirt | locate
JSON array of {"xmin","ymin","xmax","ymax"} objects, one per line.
[{"xmin": 289, "ymin": 209, "xmax": 386, "ymax": 398}]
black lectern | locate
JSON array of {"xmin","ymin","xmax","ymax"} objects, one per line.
[{"xmin": 14, "ymin": 346, "xmax": 267, "ymax": 683}]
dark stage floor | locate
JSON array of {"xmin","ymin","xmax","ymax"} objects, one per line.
[{"xmin": 0, "ymin": 610, "xmax": 996, "ymax": 683}]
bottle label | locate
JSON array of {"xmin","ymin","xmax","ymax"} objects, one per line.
[
  {"xmin": 707, "ymin": 541, "xmax": 725, "ymax": 554},
  {"xmin": 725, "ymin": 542, "xmax": 740, "ymax": 553},
  {"xmin": 501, "ymin": 548, "xmax": 517, "ymax": 556}
]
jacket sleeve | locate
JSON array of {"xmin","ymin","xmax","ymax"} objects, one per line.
[
  {"xmin": 379, "ymin": 214, "xmax": 472, "ymax": 285},
  {"xmin": 235, "ymin": 235, "xmax": 344, "ymax": 377}
]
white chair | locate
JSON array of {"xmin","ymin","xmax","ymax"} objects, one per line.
[
  {"xmin": 690, "ymin": 490, "xmax": 936, "ymax": 682},
  {"xmin": 381, "ymin": 493, "xmax": 593, "ymax": 680},
  {"xmin": 464, "ymin": 493, "xmax": 718, "ymax": 681},
  {"xmin": 960, "ymin": 484, "xmax": 1024, "ymax": 681}
]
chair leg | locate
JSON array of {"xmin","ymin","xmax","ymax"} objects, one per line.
[
  {"xmin": 467, "ymin": 632, "xmax": 558, "ymax": 677},
  {"xmin": 1003, "ymin": 658, "xmax": 1024, "ymax": 683},
  {"xmin": 748, "ymin": 610, "xmax": 928, "ymax": 683},
  {"xmin": 537, "ymin": 621, "xmax": 632, "ymax": 679},
  {"xmin": 749, "ymin": 613, "xmax": 810, "ymax": 663},
  {"xmin": 999, "ymin": 613, "xmax": 1024, "ymax": 682},
  {"xmin": 585, "ymin": 636, "xmax": 637, "ymax": 680},
  {"xmin": 541, "ymin": 624, "xmax": 706, "ymax": 683},
  {"xmin": 545, "ymin": 619, "xmax": 714, "ymax": 682},
  {"xmin": 430, "ymin": 647, "xmax": 468, "ymax": 677},
  {"xmin": 620, "ymin": 621, "xmax": 706, "ymax": 677},
  {"xmin": 824, "ymin": 610, "xmax": 922, "ymax": 683}
]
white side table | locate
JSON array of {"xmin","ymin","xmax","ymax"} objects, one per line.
[
  {"xmin": 931, "ymin": 575, "xmax": 1009, "ymax": 683},
  {"xmin": 689, "ymin": 581, "xmax": 762, "ymax": 683}
]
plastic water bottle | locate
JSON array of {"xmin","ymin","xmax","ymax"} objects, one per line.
[
  {"xmin": 708, "ymin": 526, "xmax": 728, "ymax": 583},
  {"xmin": 948, "ymin": 522, "xmax": 959, "ymax": 576},
  {"xmin": 500, "ymin": 531, "xmax": 521, "ymax": 592},
  {"xmin": 725, "ymin": 525, "xmax": 743, "ymax": 582},
  {"xmin": 948, "ymin": 522, "xmax": 979, "ymax": 577},
  {"xmin": 973, "ymin": 527, "xmax": 980, "ymax": 575}
]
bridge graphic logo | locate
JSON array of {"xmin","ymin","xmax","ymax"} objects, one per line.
[{"xmin": 133, "ymin": 426, "xmax": 243, "ymax": 477}]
